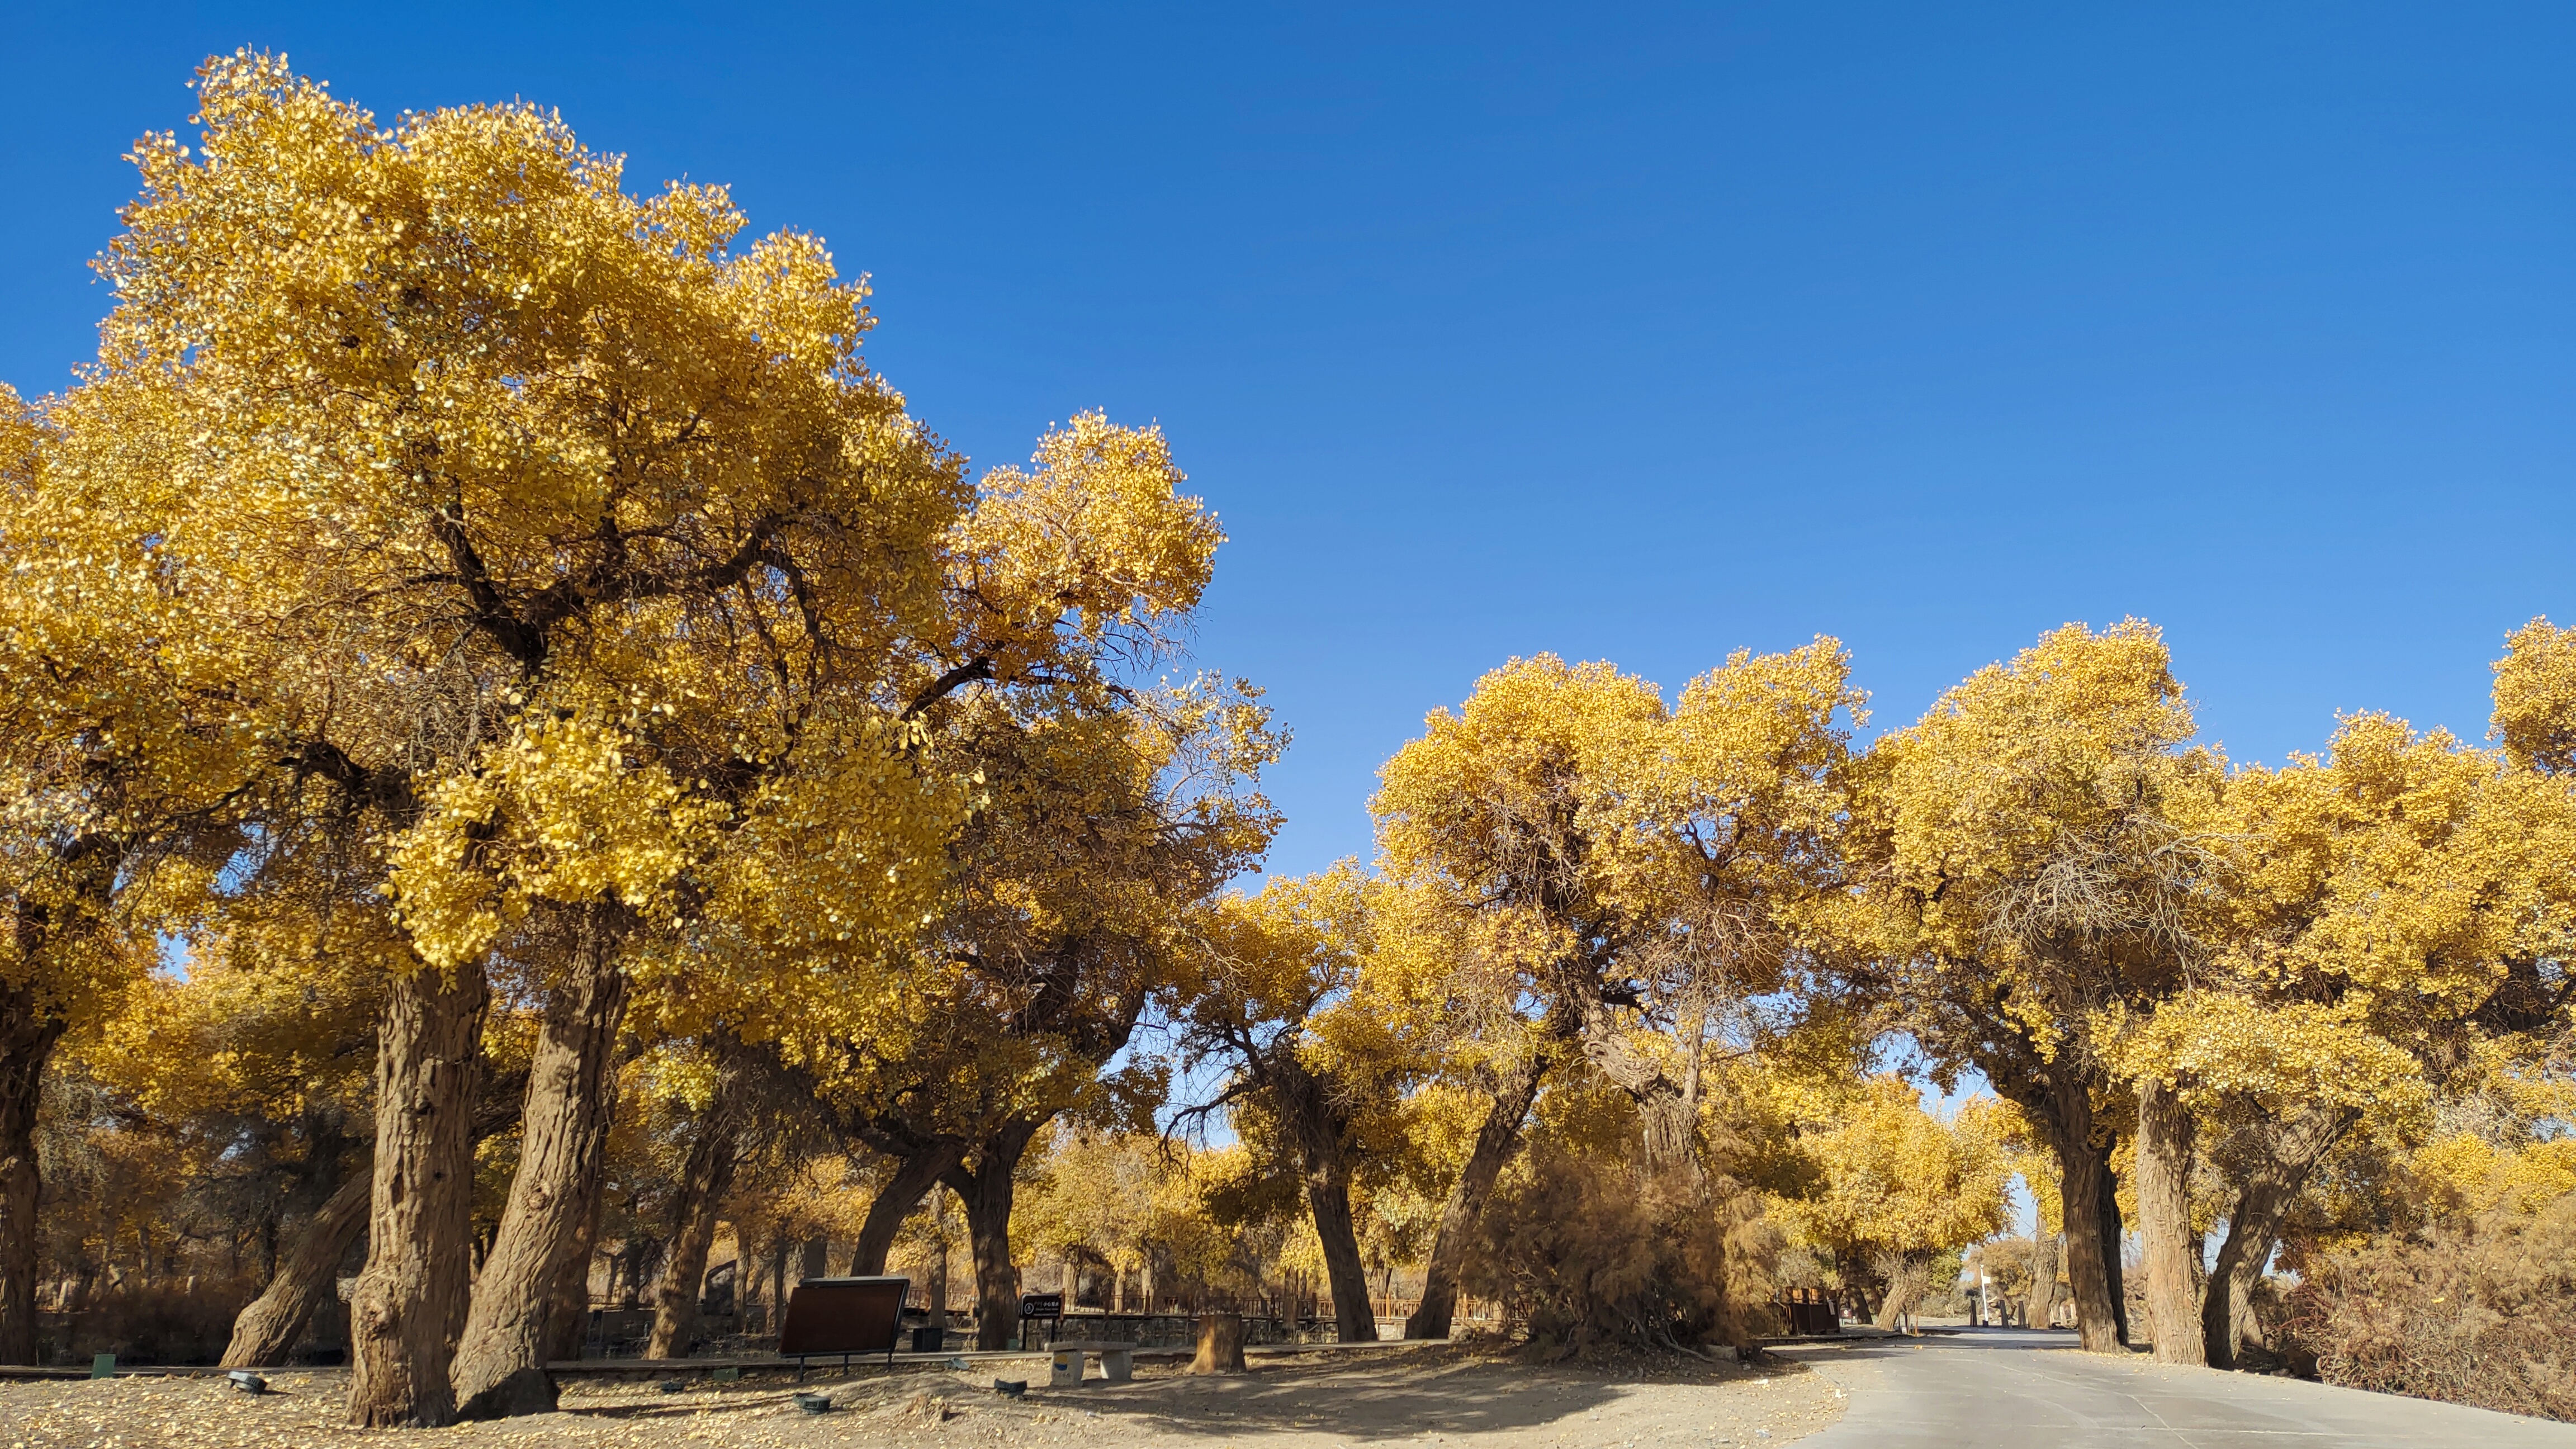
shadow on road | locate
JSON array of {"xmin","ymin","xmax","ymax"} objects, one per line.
[
  {"xmin": 556, "ymin": 1344, "xmax": 1792, "ymax": 1442},
  {"xmin": 1775, "ymin": 1323, "xmax": 2576, "ymax": 1448}
]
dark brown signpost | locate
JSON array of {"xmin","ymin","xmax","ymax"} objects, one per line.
[
  {"xmin": 1016, "ymin": 1292, "xmax": 1065, "ymax": 1348},
  {"xmin": 777, "ymin": 1276, "xmax": 912, "ymax": 1376}
]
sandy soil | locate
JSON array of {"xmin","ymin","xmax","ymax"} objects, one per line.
[{"xmin": 0, "ymin": 1344, "xmax": 1845, "ymax": 1448}]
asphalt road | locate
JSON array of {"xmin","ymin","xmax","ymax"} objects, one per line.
[{"xmin": 1773, "ymin": 1327, "xmax": 2576, "ymax": 1448}]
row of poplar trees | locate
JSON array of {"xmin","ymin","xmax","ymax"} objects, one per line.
[
  {"xmin": 6, "ymin": 48, "xmax": 2572, "ymax": 1427},
  {"xmin": 1311, "ymin": 621, "xmax": 2574, "ymax": 1372},
  {"xmin": 0, "ymin": 51, "xmax": 1277, "ymax": 1423}
]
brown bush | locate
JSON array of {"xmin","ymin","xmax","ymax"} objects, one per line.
[
  {"xmin": 2281, "ymin": 1192, "xmax": 2576, "ymax": 1422},
  {"xmin": 1464, "ymin": 1144, "xmax": 1774, "ymax": 1353},
  {"xmin": 39, "ymin": 1278, "xmax": 260, "ymax": 1366}
]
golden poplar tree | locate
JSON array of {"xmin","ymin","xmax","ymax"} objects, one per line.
[
  {"xmin": 2114, "ymin": 638, "xmax": 2576, "ymax": 1365},
  {"xmin": 1177, "ymin": 864, "xmax": 1433, "ymax": 1343},
  {"xmin": 0, "ymin": 374, "xmax": 273, "ymax": 1363},
  {"xmin": 1371, "ymin": 640, "xmax": 1863, "ymax": 1342},
  {"xmin": 690, "ymin": 412, "xmax": 1274, "ymax": 1351},
  {"xmin": 1845, "ymin": 620, "xmax": 2219, "ymax": 1354},
  {"xmin": 1764, "ymin": 1077, "xmax": 2011, "ymax": 1326},
  {"xmin": 80, "ymin": 50, "xmax": 977, "ymax": 1419}
]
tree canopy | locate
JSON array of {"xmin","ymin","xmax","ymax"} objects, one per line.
[{"xmin": 4, "ymin": 48, "xmax": 2572, "ymax": 1432}]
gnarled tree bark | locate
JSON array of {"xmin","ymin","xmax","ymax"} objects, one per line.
[
  {"xmin": 2027, "ymin": 1231, "xmax": 2062, "ymax": 1327},
  {"xmin": 2203, "ymin": 1102, "xmax": 2355, "ymax": 1368},
  {"xmin": 1575, "ymin": 1011, "xmax": 1703, "ymax": 1185},
  {"xmin": 2096, "ymin": 1154, "xmax": 2129, "ymax": 1346},
  {"xmin": 1280, "ymin": 1064, "xmax": 1376, "ymax": 1343},
  {"xmin": 348, "ymin": 963, "xmax": 488, "ymax": 1427},
  {"xmin": 1405, "ymin": 1052, "xmax": 1544, "ymax": 1341},
  {"xmin": 541, "ymin": 1190, "xmax": 602, "ymax": 1365},
  {"xmin": 942, "ymin": 1116, "xmax": 1041, "ymax": 1351},
  {"xmin": 226, "ymin": 1167, "xmax": 371, "ymax": 1367},
  {"xmin": 2134, "ymin": 1076, "xmax": 2203, "ymax": 1363},
  {"xmin": 646, "ymin": 1066, "xmax": 747, "ymax": 1360},
  {"xmin": 849, "ymin": 1143, "xmax": 963, "ymax": 1277},
  {"xmin": 2029, "ymin": 1072, "xmax": 2128, "ymax": 1353},
  {"xmin": 452, "ymin": 911, "xmax": 629, "ymax": 1418}
]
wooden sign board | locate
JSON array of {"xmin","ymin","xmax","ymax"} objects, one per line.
[{"xmin": 778, "ymin": 1276, "xmax": 912, "ymax": 1372}]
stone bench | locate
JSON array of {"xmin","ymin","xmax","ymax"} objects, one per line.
[{"xmin": 1044, "ymin": 1340, "xmax": 1136, "ymax": 1386}]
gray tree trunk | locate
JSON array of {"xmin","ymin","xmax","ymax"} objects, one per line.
[
  {"xmin": 2028, "ymin": 1232, "xmax": 2062, "ymax": 1327},
  {"xmin": 2047, "ymin": 1074, "xmax": 2128, "ymax": 1353},
  {"xmin": 541, "ymin": 1191, "xmax": 601, "ymax": 1365},
  {"xmin": 347, "ymin": 963, "xmax": 488, "ymax": 1427}
]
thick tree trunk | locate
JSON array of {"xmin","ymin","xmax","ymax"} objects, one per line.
[
  {"xmin": 1192, "ymin": 1312, "xmax": 1246, "ymax": 1373},
  {"xmin": 2134, "ymin": 1077, "xmax": 2204, "ymax": 1364},
  {"xmin": 3, "ymin": 837, "xmax": 116, "ymax": 1367},
  {"xmin": 1870, "ymin": 1281, "xmax": 1907, "ymax": 1330},
  {"xmin": 2097, "ymin": 1154, "xmax": 2130, "ymax": 1344},
  {"xmin": 2203, "ymin": 1104, "xmax": 2355, "ymax": 1368},
  {"xmin": 1267, "ymin": 1061, "xmax": 1377, "ymax": 1343},
  {"xmin": 2028, "ymin": 1232, "xmax": 2061, "ymax": 1327},
  {"xmin": 926, "ymin": 1237, "xmax": 951, "ymax": 1337},
  {"xmin": 541, "ymin": 1191, "xmax": 600, "ymax": 1365},
  {"xmin": 646, "ymin": 1093, "xmax": 743, "ymax": 1360},
  {"xmin": 1868, "ymin": 1250, "xmax": 1932, "ymax": 1331},
  {"xmin": 1577, "ymin": 1015, "xmax": 1702, "ymax": 1183},
  {"xmin": 1303, "ymin": 1169, "xmax": 1377, "ymax": 1343},
  {"xmin": 225, "ymin": 1167, "xmax": 371, "ymax": 1367},
  {"xmin": 348, "ymin": 963, "xmax": 489, "ymax": 1427},
  {"xmin": 1406, "ymin": 1052, "xmax": 1544, "ymax": 1341},
  {"xmin": 2049, "ymin": 1076, "xmax": 2127, "ymax": 1354},
  {"xmin": 849, "ymin": 1144, "xmax": 962, "ymax": 1277},
  {"xmin": 452, "ymin": 915, "xmax": 629, "ymax": 1418},
  {"xmin": 943, "ymin": 1117, "xmax": 1040, "ymax": 1351},
  {"xmin": 0, "ymin": 989, "xmax": 64, "ymax": 1367}
]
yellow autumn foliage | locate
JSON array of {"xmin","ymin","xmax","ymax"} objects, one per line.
[{"xmin": 1765, "ymin": 1076, "xmax": 2011, "ymax": 1264}]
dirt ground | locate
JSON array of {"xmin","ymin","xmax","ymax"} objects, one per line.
[{"xmin": 0, "ymin": 1344, "xmax": 1845, "ymax": 1448}]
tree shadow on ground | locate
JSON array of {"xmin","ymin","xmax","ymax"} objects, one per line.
[
  {"xmin": 1055, "ymin": 1347, "xmax": 1803, "ymax": 1442},
  {"xmin": 550, "ymin": 1345, "xmax": 1815, "ymax": 1442}
]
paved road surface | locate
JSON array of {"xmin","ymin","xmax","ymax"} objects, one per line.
[{"xmin": 1774, "ymin": 1327, "xmax": 2576, "ymax": 1448}]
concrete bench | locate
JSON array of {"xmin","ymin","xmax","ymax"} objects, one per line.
[{"xmin": 1044, "ymin": 1340, "xmax": 1136, "ymax": 1386}]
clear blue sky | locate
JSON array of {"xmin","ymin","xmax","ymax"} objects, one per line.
[{"xmin": 8, "ymin": 3, "xmax": 2573, "ymax": 882}]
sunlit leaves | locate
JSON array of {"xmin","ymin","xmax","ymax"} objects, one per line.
[{"xmin": 1765, "ymin": 1076, "xmax": 2012, "ymax": 1262}]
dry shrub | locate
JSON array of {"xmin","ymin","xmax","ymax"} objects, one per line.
[
  {"xmin": 2281, "ymin": 1192, "xmax": 2576, "ymax": 1422},
  {"xmin": 41, "ymin": 1278, "xmax": 258, "ymax": 1366},
  {"xmin": 1868, "ymin": 1249, "xmax": 1935, "ymax": 1327},
  {"xmin": 1465, "ymin": 1144, "xmax": 1775, "ymax": 1353}
]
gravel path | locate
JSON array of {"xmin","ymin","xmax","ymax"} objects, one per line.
[{"xmin": 0, "ymin": 1344, "xmax": 1845, "ymax": 1447}]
